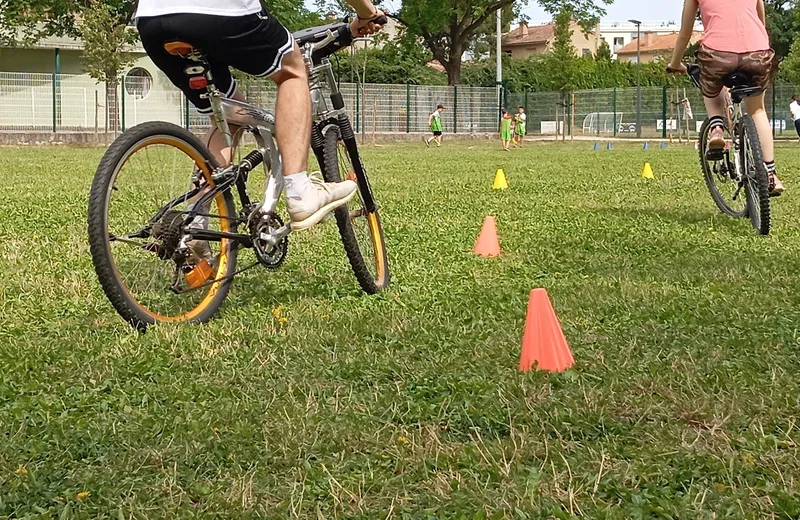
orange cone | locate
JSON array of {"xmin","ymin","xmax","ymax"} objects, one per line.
[
  {"xmin": 519, "ymin": 289, "xmax": 574, "ymax": 372},
  {"xmin": 473, "ymin": 216, "xmax": 501, "ymax": 257}
]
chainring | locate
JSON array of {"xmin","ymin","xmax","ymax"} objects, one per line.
[{"xmin": 249, "ymin": 210, "xmax": 289, "ymax": 269}]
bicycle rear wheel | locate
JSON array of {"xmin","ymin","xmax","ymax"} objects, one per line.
[
  {"xmin": 88, "ymin": 122, "xmax": 239, "ymax": 330},
  {"xmin": 699, "ymin": 118, "xmax": 747, "ymax": 218},
  {"xmin": 740, "ymin": 116, "xmax": 771, "ymax": 236},
  {"xmin": 320, "ymin": 124, "xmax": 390, "ymax": 294}
]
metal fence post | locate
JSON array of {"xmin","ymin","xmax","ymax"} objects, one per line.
[
  {"xmin": 661, "ymin": 85, "xmax": 668, "ymax": 139},
  {"xmin": 406, "ymin": 83, "xmax": 410, "ymax": 133},
  {"xmin": 566, "ymin": 92, "xmax": 571, "ymax": 137},
  {"xmin": 771, "ymin": 83, "xmax": 777, "ymax": 137},
  {"xmin": 184, "ymin": 94, "xmax": 189, "ymax": 130},
  {"xmin": 51, "ymin": 73, "xmax": 57, "ymax": 132},
  {"xmin": 355, "ymin": 86, "xmax": 360, "ymax": 132},
  {"xmin": 121, "ymin": 82, "xmax": 126, "ymax": 132},
  {"xmin": 453, "ymin": 85, "xmax": 458, "ymax": 133},
  {"xmin": 613, "ymin": 88, "xmax": 617, "ymax": 137}
]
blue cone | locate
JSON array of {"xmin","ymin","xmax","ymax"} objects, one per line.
[
  {"xmin": 660, "ymin": 141, "xmax": 667, "ymax": 149},
  {"xmin": 643, "ymin": 142, "xmax": 650, "ymax": 150},
  {"xmin": 607, "ymin": 142, "xmax": 613, "ymax": 150},
  {"xmin": 593, "ymin": 142, "xmax": 600, "ymax": 150}
]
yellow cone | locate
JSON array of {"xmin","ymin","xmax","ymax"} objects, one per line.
[
  {"xmin": 642, "ymin": 163, "xmax": 655, "ymax": 180},
  {"xmin": 493, "ymin": 169, "xmax": 509, "ymax": 190}
]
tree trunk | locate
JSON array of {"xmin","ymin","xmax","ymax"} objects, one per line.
[{"xmin": 446, "ymin": 41, "xmax": 464, "ymax": 85}]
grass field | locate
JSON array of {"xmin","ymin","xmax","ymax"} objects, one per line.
[{"xmin": 2, "ymin": 139, "xmax": 800, "ymax": 518}]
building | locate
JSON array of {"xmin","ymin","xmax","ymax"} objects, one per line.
[
  {"xmin": 599, "ymin": 20, "xmax": 703, "ymax": 60},
  {"xmin": 502, "ymin": 21, "xmax": 600, "ymax": 59},
  {"xmin": 615, "ymin": 31, "xmax": 702, "ymax": 63}
]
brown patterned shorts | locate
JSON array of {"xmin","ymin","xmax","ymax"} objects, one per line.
[{"xmin": 696, "ymin": 46, "xmax": 777, "ymax": 98}]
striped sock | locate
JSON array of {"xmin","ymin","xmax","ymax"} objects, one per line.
[
  {"xmin": 708, "ymin": 115, "xmax": 725, "ymax": 130},
  {"xmin": 765, "ymin": 161, "xmax": 776, "ymax": 174}
]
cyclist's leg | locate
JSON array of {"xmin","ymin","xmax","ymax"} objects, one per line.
[
  {"xmin": 697, "ymin": 46, "xmax": 734, "ymax": 150},
  {"xmin": 270, "ymin": 47, "xmax": 311, "ymax": 177},
  {"xmin": 743, "ymin": 93, "xmax": 773, "ymax": 163},
  {"xmin": 741, "ymin": 49, "xmax": 783, "ymax": 194}
]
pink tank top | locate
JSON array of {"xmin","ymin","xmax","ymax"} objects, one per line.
[{"xmin": 699, "ymin": 0, "xmax": 770, "ymax": 53}]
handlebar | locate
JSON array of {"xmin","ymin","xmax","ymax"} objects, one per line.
[
  {"xmin": 666, "ymin": 63, "xmax": 701, "ymax": 89},
  {"xmin": 302, "ymin": 15, "xmax": 390, "ymax": 62}
]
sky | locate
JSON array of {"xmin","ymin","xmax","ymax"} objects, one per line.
[{"xmin": 304, "ymin": 0, "xmax": 687, "ymax": 23}]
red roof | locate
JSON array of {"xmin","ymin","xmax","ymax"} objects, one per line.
[
  {"xmin": 616, "ymin": 31, "xmax": 702, "ymax": 55},
  {"xmin": 504, "ymin": 23, "xmax": 555, "ymax": 46}
]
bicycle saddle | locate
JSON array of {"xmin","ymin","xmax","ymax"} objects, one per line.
[
  {"xmin": 164, "ymin": 41, "xmax": 195, "ymax": 57},
  {"xmin": 724, "ymin": 71, "xmax": 762, "ymax": 101},
  {"xmin": 723, "ymin": 71, "xmax": 755, "ymax": 89}
]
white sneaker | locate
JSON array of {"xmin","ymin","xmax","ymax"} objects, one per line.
[{"xmin": 287, "ymin": 180, "xmax": 357, "ymax": 231}]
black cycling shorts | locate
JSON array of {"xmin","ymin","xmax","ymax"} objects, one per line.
[{"xmin": 137, "ymin": 11, "xmax": 295, "ymax": 115}]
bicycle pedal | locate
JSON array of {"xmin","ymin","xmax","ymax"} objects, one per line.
[{"xmin": 705, "ymin": 149, "xmax": 725, "ymax": 161}]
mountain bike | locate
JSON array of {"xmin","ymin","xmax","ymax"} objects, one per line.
[
  {"xmin": 675, "ymin": 63, "xmax": 771, "ymax": 235},
  {"xmin": 88, "ymin": 17, "xmax": 390, "ymax": 330}
]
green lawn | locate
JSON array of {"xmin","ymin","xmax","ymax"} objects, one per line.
[{"xmin": 2, "ymin": 140, "xmax": 800, "ymax": 518}]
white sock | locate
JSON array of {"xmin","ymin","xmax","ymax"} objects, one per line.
[{"xmin": 284, "ymin": 171, "xmax": 310, "ymax": 199}]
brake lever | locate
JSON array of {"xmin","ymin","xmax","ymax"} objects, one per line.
[{"xmin": 311, "ymin": 29, "xmax": 339, "ymax": 53}]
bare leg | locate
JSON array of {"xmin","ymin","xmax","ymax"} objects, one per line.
[
  {"xmin": 743, "ymin": 92, "xmax": 773, "ymax": 163},
  {"xmin": 270, "ymin": 45, "xmax": 310, "ymax": 177},
  {"xmin": 204, "ymin": 89, "xmax": 246, "ymax": 166},
  {"xmin": 703, "ymin": 91, "xmax": 727, "ymax": 119}
]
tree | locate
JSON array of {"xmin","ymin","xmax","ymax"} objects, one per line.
[
  {"xmin": 765, "ymin": 0, "xmax": 800, "ymax": 62},
  {"xmin": 544, "ymin": 7, "xmax": 581, "ymax": 92},
  {"xmin": 397, "ymin": 0, "xmax": 612, "ymax": 85},
  {"xmin": 596, "ymin": 40, "xmax": 612, "ymax": 62},
  {"xmin": 1, "ymin": 0, "xmax": 321, "ymax": 47},
  {"xmin": 79, "ymin": 0, "xmax": 137, "ymax": 132}
]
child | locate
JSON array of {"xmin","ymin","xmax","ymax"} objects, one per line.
[
  {"xmin": 425, "ymin": 104, "xmax": 445, "ymax": 147},
  {"xmin": 513, "ymin": 106, "xmax": 527, "ymax": 148},
  {"xmin": 500, "ymin": 109, "xmax": 513, "ymax": 151},
  {"xmin": 669, "ymin": 0, "xmax": 784, "ymax": 196}
]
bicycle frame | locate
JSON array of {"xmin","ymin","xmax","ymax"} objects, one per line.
[{"xmin": 151, "ymin": 29, "xmax": 361, "ymax": 253}]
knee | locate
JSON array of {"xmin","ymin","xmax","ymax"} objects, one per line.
[{"xmin": 271, "ymin": 46, "xmax": 307, "ymax": 85}]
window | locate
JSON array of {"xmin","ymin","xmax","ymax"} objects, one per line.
[
  {"xmin": 613, "ymin": 37, "xmax": 624, "ymax": 47},
  {"xmin": 582, "ymin": 48, "xmax": 592, "ymax": 57},
  {"xmin": 125, "ymin": 67, "xmax": 153, "ymax": 100}
]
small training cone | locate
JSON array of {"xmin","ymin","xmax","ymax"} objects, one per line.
[
  {"xmin": 606, "ymin": 142, "xmax": 613, "ymax": 150},
  {"xmin": 519, "ymin": 289, "xmax": 574, "ymax": 373},
  {"xmin": 493, "ymin": 169, "xmax": 509, "ymax": 190},
  {"xmin": 642, "ymin": 162, "xmax": 655, "ymax": 179},
  {"xmin": 643, "ymin": 141, "xmax": 650, "ymax": 150},
  {"xmin": 660, "ymin": 141, "xmax": 667, "ymax": 150},
  {"xmin": 593, "ymin": 142, "xmax": 600, "ymax": 151},
  {"xmin": 473, "ymin": 216, "xmax": 501, "ymax": 257}
]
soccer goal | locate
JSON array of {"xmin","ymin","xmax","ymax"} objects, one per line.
[{"xmin": 582, "ymin": 112, "xmax": 623, "ymax": 134}]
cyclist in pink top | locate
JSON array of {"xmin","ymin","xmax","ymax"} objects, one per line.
[{"xmin": 669, "ymin": 0, "xmax": 784, "ymax": 196}]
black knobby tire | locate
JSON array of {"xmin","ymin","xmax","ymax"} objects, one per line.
[
  {"xmin": 740, "ymin": 115, "xmax": 771, "ymax": 236},
  {"xmin": 699, "ymin": 118, "xmax": 747, "ymax": 218},
  {"xmin": 321, "ymin": 125, "xmax": 390, "ymax": 294},
  {"xmin": 88, "ymin": 122, "xmax": 239, "ymax": 330}
]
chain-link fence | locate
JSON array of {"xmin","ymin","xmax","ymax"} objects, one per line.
[
  {"xmin": 2, "ymin": 71, "xmax": 799, "ymax": 139},
  {"xmin": 506, "ymin": 84, "xmax": 800, "ymax": 140}
]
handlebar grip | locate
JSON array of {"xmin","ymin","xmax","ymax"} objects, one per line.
[{"xmin": 372, "ymin": 15, "xmax": 389, "ymax": 25}]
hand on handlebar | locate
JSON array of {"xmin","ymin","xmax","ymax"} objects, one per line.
[
  {"xmin": 666, "ymin": 62, "xmax": 688, "ymax": 74},
  {"xmin": 351, "ymin": 9, "xmax": 386, "ymax": 37}
]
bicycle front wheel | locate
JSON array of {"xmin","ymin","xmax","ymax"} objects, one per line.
[
  {"xmin": 320, "ymin": 124, "xmax": 390, "ymax": 294},
  {"xmin": 740, "ymin": 115, "xmax": 771, "ymax": 236},
  {"xmin": 88, "ymin": 122, "xmax": 239, "ymax": 330}
]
